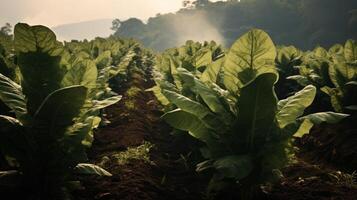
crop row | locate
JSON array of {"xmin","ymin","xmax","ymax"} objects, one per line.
[
  {"xmin": 151, "ymin": 29, "xmax": 355, "ymax": 198},
  {"xmin": 0, "ymin": 23, "xmax": 152, "ymax": 199}
]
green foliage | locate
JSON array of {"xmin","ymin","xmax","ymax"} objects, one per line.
[
  {"xmin": 274, "ymin": 46, "xmax": 303, "ymax": 98},
  {"xmin": 0, "ymin": 26, "xmax": 18, "ymax": 82},
  {"xmin": 0, "ymin": 23, "xmax": 119, "ymax": 199},
  {"xmin": 155, "ymin": 29, "xmax": 348, "ymax": 198},
  {"xmin": 0, "ymin": 23, "xmax": 12, "ymax": 36},
  {"xmin": 288, "ymin": 40, "xmax": 357, "ymax": 113},
  {"xmin": 111, "ymin": 142, "xmax": 154, "ymax": 166},
  {"xmin": 224, "ymin": 29, "xmax": 276, "ymax": 94},
  {"xmin": 150, "ymin": 40, "xmax": 224, "ymax": 107},
  {"xmin": 126, "ymin": 86, "xmax": 142, "ymax": 97}
]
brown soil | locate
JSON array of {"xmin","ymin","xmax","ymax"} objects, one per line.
[
  {"xmin": 73, "ymin": 69, "xmax": 206, "ymax": 200},
  {"xmin": 268, "ymin": 160, "xmax": 357, "ymax": 200},
  {"xmin": 298, "ymin": 117, "xmax": 357, "ymax": 172},
  {"xmin": 1, "ymin": 66, "xmax": 356, "ymax": 200},
  {"xmin": 73, "ymin": 67, "xmax": 357, "ymax": 200}
]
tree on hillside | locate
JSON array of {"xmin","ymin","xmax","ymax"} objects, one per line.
[
  {"xmin": 183, "ymin": 0, "xmax": 211, "ymax": 8},
  {"xmin": 113, "ymin": 0, "xmax": 356, "ymax": 51},
  {"xmin": 0, "ymin": 23, "xmax": 12, "ymax": 36},
  {"xmin": 111, "ymin": 19, "xmax": 121, "ymax": 31}
]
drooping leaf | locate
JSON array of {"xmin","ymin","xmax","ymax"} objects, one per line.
[
  {"xmin": 74, "ymin": 163, "xmax": 112, "ymax": 176},
  {"xmin": 299, "ymin": 112, "xmax": 349, "ymax": 124},
  {"xmin": 178, "ymin": 69, "xmax": 226, "ymax": 113},
  {"xmin": 146, "ymin": 86, "xmax": 170, "ymax": 106},
  {"xmin": 293, "ymin": 112, "xmax": 349, "ymax": 138},
  {"xmin": 287, "ymin": 75, "xmax": 310, "ymax": 86},
  {"xmin": 162, "ymin": 109, "xmax": 215, "ymax": 143},
  {"xmin": 88, "ymin": 96, "xmax": 122, "ymax": 113},
  {"xmin": 0, "ymin": 73, "xmax": 27, "ymax": 118},
  {"xmin": 293, "ymin": 119, "xmax": 314, "ymax": 138},
  {"xmin": 34, "ymin": 86, "xmax": 88, "ymax": 138},
  {"xmin": 276, "ymin": 85, "xmax": 316, "ymax": 128},
  {"xmin": 161, "ymin": 89, "xmax": 211, "ymax": 119}
]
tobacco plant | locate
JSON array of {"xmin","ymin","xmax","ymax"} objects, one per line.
[{"xmin": 0, "ymin": 23, "xmax": 120, "ymax": 200}]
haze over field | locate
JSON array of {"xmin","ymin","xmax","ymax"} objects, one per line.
[
  {"xmin": 0, "ymin": 0, "xmax": 225, "ymax": 41},
  {"xmin": 0, "ymin": 0, "xmax": 184, "ymax": 27},
  {"xmin": 0, "ymin": 0, "xmax": 355, "ymax": 50},
  {"xmin": 0, "ymin": 0, "xmax": 184, "ymax": 40}
]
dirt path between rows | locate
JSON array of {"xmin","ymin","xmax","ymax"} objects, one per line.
[{"xmin": 73, "ymin": 68, "xmax": 206, "ymax": 200}]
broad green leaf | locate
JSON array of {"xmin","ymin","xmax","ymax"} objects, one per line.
[
  {"xmin": 146, "ymin": 86, "xmax": 170, "ymax": 106},
  {"xmin": 95, "ymin": 50, "xmax": 112, "ymax": 69},
  {"xmin": 0, "ymin": 73, "xmax": 27, "ymax": 118},
  {"xmin": 74, "ymin": 163, "xmax": 112, "ymax": 176},
  {"xmin": 193, "ymin": 49, "xmax": 212, "ymax": 68},
  {"xmin": 114, "ymin": 50, "xmax": 135, "ymax": 77},
  {"xmin": 82, "ymin": 116, "xmax": 101, "ymax": 146},
  {"xmin": 34, "ymin": 86, "xmax": 87, "ymax": 138},
  {"xmin": 88, "ymin": 96, "xmax": 121, "ymax": 113},
  {"xmin": 14, "ymin": 23, "xmax": 63, "ymax": 55},
  {"xmin": 313, "ymin": 47, "xmax": 329, "ymax": 58},
  {"xmin": 62, "ymin": 59, "xmax": 98, "ymax": 90},
  {"xmin": 213, "ymin": 155, "xmax": 253, "ymax": 179},
  {"xmin": 331, "ymin": 63, "xmax": 355, "ymax": 87},
  {"xmin": 201, "ymin": 58, "xmax": 223, "ymax": 83},
  {"xmin": 299, "ymin": 112, "xmax": 349, "ymax": 124},
  {"xmin": 293, "ymin": 119, "xmax": 314, "ymax": 138},
  {"xmin": 162, "ymin": 109, "xmax": 215, "ymax": 143},
  {"xmin": 161, "ymin": 89, "xmax": 211, "ymax": 119},
  {"xmin": 321, "ymin": 86, "xmax": 343, "ymax": 112},
  {"xmin": 235, "ymin": 72, "xmax": 278, "ymax": 150},
  {"xmin": 276, "ymin": 46, "xmax": 302, "ymax": 66},
  {"xmin": 14, "ymin": 23, "xmax": 66, "ymax": 114},
  {"xmin": 344, "ymin": 39, "xmax": 356, "ymax": 62},
  {"xmin": 294, "ymin": 112, "xmax": 349, "ymax": 138},
  {"xmin": 276, "ymin": 85, "xmax": 316, "ymax": 128},
  {"xmin": 287, "ymin": 75, "xmax": 310, "ymax": 86},
  {"xmin": 224, "ymin": 29, "xmax": 277, "ymax": 93},
  {"xmin": 66, "ymin": 116, "xmax": 101, "ymax": 148},
  {"xmin": 177, "ymin": 68, "xmax": 232, "ymax": 121},
  {"xmin": 169, "ymin": 57, "xmax": 183, "ymax": 90},
  {"xmin": 329, "ymin": 44, "xmax": 344, "ymax": 55}
]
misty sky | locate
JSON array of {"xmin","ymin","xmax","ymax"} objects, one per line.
[{"xmin": 0, "ymin": 0, "xmax": 186, "ymax": 27}]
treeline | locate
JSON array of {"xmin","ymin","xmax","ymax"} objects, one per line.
[{"xmin": 112, "ymin": 0, "xmax": 357, "ymax": 51}]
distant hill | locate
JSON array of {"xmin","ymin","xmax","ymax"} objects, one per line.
[
  {"xmin": 52, "ymin": 19, "xmax": 114, "ymax": 41},
  {"xmin": 113, "ymin": 0, "xmax": 357, "ymax": 51}
]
